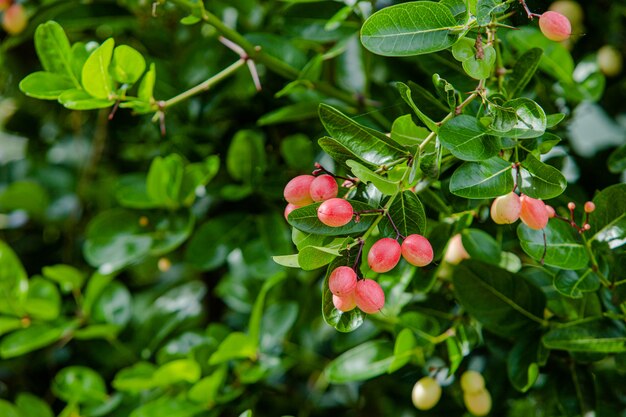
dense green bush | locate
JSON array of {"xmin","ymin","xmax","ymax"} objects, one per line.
[{"xmin": 1, "ymin": 0, "xmax": 626, "ymax": 416}]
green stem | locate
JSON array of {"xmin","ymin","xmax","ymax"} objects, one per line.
[{"xmin": 580, "ymin": 234, "xmax": 611, "ymax": 288}]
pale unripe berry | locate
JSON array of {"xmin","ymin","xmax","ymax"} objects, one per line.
[
  {"xmin": 2, "ymin": 4, "xmax": 27, "ymax": 35},
  {"xmin": 549, "ymin": 1, "xmax": 583, "ymax": 27},
  {"xmin": 332, "ymin": 292, "xmax": 356, "ymax": 312},
  {"xmin": 460, "ymin": 371, "xmax": 486, "ymax": 394},
  {"xmin": 328, "ymin": 266, "xmax": 357, "ymax": 296},
  {"xmin": 411, "ymin": 376, "xmax": 442, "ymax": 411},
  {"xmin": 401, "ymin": 234, "xmax": 433, "ymax": 267},
  {"xmin": 157, "ymin": 257, "xmax": 171, "ymax": 272},
  {"xmin": 309, "ymin": 174, "xmax": 338, "ymax": 202},
  {"xmin": 284, "ymin": 203, "xmax": 299, "ymax": 221},
  {"xmin": 463, "ymin": 389, "xmax": 492, "ymax": 416},
  {"xmin": 317, "ymin": 198, "xmax": 353, "ymax": 227},
  {"xmin": 539, "ymin": 11, "xmax": 571, "ymax": 42},
  {"xmin": 283, "ymin": 175, "xmax": 315, "ymax": 206},
  {"xmin": 490, "ymin": 192, "xmax": 521, "ymax": 224},
  {"xmin": 367, "ymin": 238, "xmax": 401, "ymax": 273},
  {"xmin": 545, "ymin": 205, "xmax": 556, "ymax": 218},
  {"xmin": 520, "ymin": 195, "xmax": 549, "ymax": 230},
  {"xmin": 584, "ymin": 201, "xmax": 596, "ymax": 213},
  {"xmin": 443, "ymin": 234, "xmax": 470, "ymax": 265},
  {"xmin": 355, "ymin": 279, "xmax": 385, "ymax": 314},
  {"xmin": 597, "ymin": 45, "xmax": 623, "ymax": 77}
]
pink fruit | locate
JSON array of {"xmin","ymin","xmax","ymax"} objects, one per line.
[
  {"xmin": 2, "ymin": 4, "xmax": 27, "ymax": 35},
  {"xmin": 520, "ymin": 195, "xmax": 549, "ymax": 230},
  {"xmin": 309, "ymin": 174, "xmax": 338, "ymax": 202},
  {"xmin": 284, "ymin": 203, "xmax": 299, "ymax": 221},
  {"xmin": 490, "ymin": 192, "xmax": 521, "ymax": 224},
  {"xmin": 283, "ymin": 175, "xmax": 315, "ymax": 206},
  {"xmin": 355, "ymin": 279, "xmax": 385, "ymax": 314},
  {"xmin": 317, "ymin": 198, "xmax": 353, "ymax": 227},
  {"xmin": 584, "ymin": 201, "xmax": 596, "ymax": 213},
  {"xmin": 368, "ymin": 238, "xmax": 401, "ymax": 273},
  {"xmin": 0, "ymin": 0, "xmax": 12, "ymax": 12},
  {"xmin": 444, "ymin": 234, "xmax": 470, "ymax": 265},
  {"xmin": 328, "ymin": 266, "xmax": 357, "ymax": 296},
  {"xmin": 401, "ymin": 234, "xmax": 434, "ymax": 267},
  {"xmin": 332, "ymin": 292, "xmax": 356, "ymax": 312},
  {"xmin": 545, "ymin": 205, "xmax": 556, "ymax": 218},
  {"xmin": 539, "ymin": 11, "xmax": 571, "ymax": 42}
]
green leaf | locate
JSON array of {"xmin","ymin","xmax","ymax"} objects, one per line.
[
  {"xmin": 208, "ymin": 332, "xmax": 257, "ymax": 364},
  {"xmin": 112, "ymin": 362, "xmax": 156, "ymax": 392},
  {"xmin": 592, "ymin": 213, "xmax": 626, "ymax": 250},
  {"xmin": 360, "ymin": 2, "xmax": 468, "ymax": 57},
  {"xmin": 249, "ymin": 272, "xmax": 287, "ymax": 345},
  {"xmin": 146, "ymin": 154, "xmax": 184, "ymax": 208},
  {"xmin": 0, "ymin": 317, "xmax": 23, "ymax": 337},
  {"xmin": 517, "ymin": 220, "xmax": 590, "ymax": 270},
  {"xmin": 553, "ymin": 269, "xmax": 601, "ymax": 299},
  {"xmin": 111, "ymin": 45, "xmax": 146, "ymax": 84},
  {"xmin": 188, "ymin": 365, "xmax": 228, "ymax": 405},
  {"xmin": 74, "ymin": 324, "xmax": 121, "ymax": 340},
  {"xmin": 507, "ymin": 336, "xmax": 541, "ymax": 392},
  {"xmin": 0, "ymin": 180, "xmax": 49, "ymax": 219},
  {"xmin": 92, "ymin": 281, "xmax": 132, "ymax": 326},
  {"xmin": 271, "ymin": 254, "xmax": 300, "ymax": 268},
  {"xmin": 81, "ymin": 38, "xmax": 115, "ymax": 99},
  {"xmin": 280, "ymin": 134, "xmax": 314, "ymax": 171},
  {"xmin": 318, "ymin": 136, "xmax": 371, "ymax": 169},
  {"xmin": 287, "ymin": 200, "xmax": 377, "ymax": 236},
  {"xmin": 0, "ymin": 321, "xmax": 76, "ymax": 359},
  {"xmin": 257, "ymin": 102, "xmax": 319, "ymax": 125},
  {"xmin": 153, "ymin": 359, "xmax": 201, "ymax": 386},
  {"xmin": 506, "ymin": 48, "xmax": 542, "ymax": 99},
  {"xmin": 346, "ymin": 159, "xmax": 399, "ymax": 196},
  {"xmin": 433, "ymin": 74, "xmax": 457, "ymax": 111},
  {"xmin": 589, "ymin": 183, "xmax": 626, "ymax": 238},
  {"xmin": 379, "ymin": 191, "xmax": 427, "ymax": 238},
  {"xmin": 325, "ymin": 340, "xmax": 394, "ymax": 382},
  {"xmin": 19, "ymin": 72, "xmax": 75, "ymax": 100},
  {"xmin": 322, "ymin": 256, "xmax": 364, "ymax": 332},
  {"xmin": 58, "ymin": 89, "xmax": 114, "ymax": 110},
  {"xmin": 15, "ymin": 393, "xmax": 54, "ymax": 417},
  {"xmin": 488, "ymin": 98, "xmax": 547, "ymax": 139},
  {"xmin": 138, "ymin": 63, "xmax": 156, "ymax": 103},
  {"xmin": 476, "ymin": 0, "xmax": 509, "ymax": 26},
  {"xmin": 226, "ymin": 130, "xmax": 267, "ymax": 184},
  {"xmin": 461, "ymin": 228, "xmax": 501, "ymax": 265},
  {"xmin": 519, "ymin": 153, "xmax": 567, "ymax": 199},
  {"xmin": 453, "ymin": 260, "xmax": 546, "ymax": 337},
  {"xmin": 34, "ymin": 21, "xmax": 79, "ymax": 86},
  {"xmin": 451, "ymin": 37, "xmax": 475, "ymax": 61},
  {"xmin": 543, "ymin": 321, "xmax": 626, "ymax": 353},
  {"xmin": 42, "ymin": 264, "xmax": 85, "ymax": 293},
  {"xmin": 449, "ymin": 157, "xmax": 514, "ymax": 198},
  {"xmin": 439, "ymin": 115, "xmax": 501, "ymax": 161},
  {"xmin": 179, "ymin": 155, "xmax": 220, "ymax": 206},
  {"xmin": 0, "ymin": 400, "xmax": 21, "ymax": 417},
  {"xmin": 462, "ymin": 45, "xmax": 496, "ymax": 80},
  {"xmin": 129, "ymin": 396, "xmax": 203, "ymax": 417},
  {"xmin": 24, "ymin": 278, "xmax": 61, "ymax": 321},
  {"xmin": 396, "ymin": 82, "xmax": 440, "ymax": 133},
  {"xmin": 608, "ymin": 143, "xmax": 626, "ymax": 173},
  {"xmin": 319, "ymin": 104, "xmax": 406, "ymax": 167},
  {"xmin": 298, "ymin": 243, "xmax": 344, "ymax": 271},
  {"xmin": 52, "ymin": 366, "xmax": 108, "ymax": 404},
  {"xmin": 0, "ymin": 239, "xmax": 28, "ymax": 309},
  {"xmin": 388, "ymin": 328, "xmax": 417, "ymax": 372}
]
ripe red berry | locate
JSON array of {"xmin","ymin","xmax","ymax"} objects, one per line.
[
  {"xmin": 2, "ymin": 4, "xmax": 27, "ymax": 35},
  {"xmin": 284, "ymin": 203, "xmax": 299, "ymax": 221},
  {"xmin": 309, "ymin": 174, "xmax": 338, "ymax": 202},
  {"xmin": 520, "ymin": 195, "xmax": 549, "ymax": 230},
  {"xmin": 490, "ymin": 192, "xmax": 521, "ymax": 224},
  {"xmin": 539, "ymin": 11, "xmax": 571, "ymax": 42},
  {"xmin": 328, "ymin": 266, "xmax": 357, "ymax": 296},
  {"xmin": 367, "ymin": 238, "xmax": 401, "ymax": 273},
  {"xmin": 317, "ymin": 198, "xmax": 353, "ymax": 227},
  {"xmin": 355, "ymin": 279, "xmax": 385, "ymax": 314},
  {"xmin": 332, "ymin": 292, "xmax": 357, "ymax": 312},
  {"xmin": 584, "ymin": 201, "xmax": 596, "ymax": 213},
  {"xmin": 401, "ymin": 234, "xmax": 433, "ymax": 267},
  {"xmin": 283, "ymin": 175, "xmax": 315, "ymax": 206}
]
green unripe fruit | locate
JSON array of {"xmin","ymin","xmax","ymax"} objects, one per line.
[
  {"xmin": 411, "ymin": 376, "xmax": 442, "ymax": 411},
  {"xmin": 490, "ymin": 192, "xmax": 521, "ymax": 224},
  {"xmin": 539, "ymin": 11, "xmax": 571, "ymax": 42},
  {"xmin": 354, "ymin": 279, "xmax": 385, "ymax": 314},
  {"xmin": 401, "ymin": 234, "xmax": 433, "ymax": 267},
  {"xmin": 284, "ymin": 175, "xmax": 315, "ymax": 206},
  {"xmin": 317, "ymin": 198, "xmax": 353, "ymax": 227},
  {"xmin": 520, "ymin": 195, "xmax": 549, "ymax": 230},
  {"xmin": 367, "ymin": 238, "xmax": 401, "ymax": 273},
  {"xmin": 549, "ymin": 1, "xmax": 583, "ymax": 27},
  {"xmin": 597, "ymin": 45, "xmax": 623, "ymax": 77},
  {"xmin": 460, "ymin": 370, "xmax": 486, "ymax": 394},
  {"xmin": 328, "ymin": 266, "xmax": 357, "ymax": 297},
  {"xmin": 463, "ymin": 388, "xmax": 492, "ymax": 416},
  {"xmin": 309, "ymin": 174, "xmax": 338, "ymax": 202}
]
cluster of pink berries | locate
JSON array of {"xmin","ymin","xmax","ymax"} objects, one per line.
[{"xmin": 283, "ymin": 172, "xmax": 356, "ymax": 227}]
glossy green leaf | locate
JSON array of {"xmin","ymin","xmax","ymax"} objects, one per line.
[
  {"xmin": 0, "ymin": 240, "xmax": 28, "ymax": 311},
  {"xmin": 433, "ymin": 74, "xmax": 457, "ymax": 110},
  {"xmin": 42, "ymin": 264, "xmax": 85, "ymax": 293},
  {"xmin": 249, "ymin": 272, "xmax": 287, "ymax": 345},
  {"xmin": 589, "ymin": 183, "xmax": 626, "ymax": 238},
  {"xmin": 280, "ymin": 134, "xmax": 314, "ymax": 171},
  {"xmin": 24, "ymin": 278, "xmax": 61, "ymax": 321},
  {"xmin": 318, "ymin": 136, "xmax": 371, "ymax": 169},
  {"xmin": 0, "ymin": 400, "xmax": 21, "ymax": 417},
  {"xmin": 453, "ymin": 260, "xmax": 546, "ymax": 337},
  {"xmin": 15, "ymin": 393, "xmax": 54, "ymax": 417},
  {"xmin": 449, "ymin": 157, "xmax": 514, "ymax": 198},
  {"xmin": 476, "ymin": 0, "xmax": 509, "ymax": 26},
  {"xmin": 34, "ymin": 21, "xmax": 79, "ymax": 85},
  {"xmin": 451, "ymin": 37, "xmax": 475, "ymax": 61},
  {"xmin": 390, "ymin": 114, "xmax": 430, "ymax": 146},
  {"xmin": 0, "ymin": 317, "xmax": 23, "ymax": 336},
  {"xmin": 92, "ymin": 281, "xmax": 132, "ymax": 326},
  {"xmin": 138, "ymin": 63, "xmax": 156, "ymax": 103},
  {"xmin": 608, "ymin": 143, "xmax": 626, "ymax": 173},
  {"xmin": 361, "ymin": 2, "xmax": 467, "ymax": 57},
  {"xmin": 0, "ymin": 180, "xmax": 49, "ymax": 219},
  {"xmin": 146, "ymin": 154, "xmax": 184, "ymax": 208},
  {"xmin": 592, "ymin": 213, "xmax": 626, "ymax": 250},
  {"xmin": 111, "ymin": 45, "xmax": 146, "ymax": 84},
  {"xmin": 439, "ymin": 115, "xmax": 501, "ymax": 161},
  {"xmin": 508, "ymin": 336, "xmax": 540, "ymax": 392},
  {"xmin": 208, "ymin": 332, "xmax": 257, "ymax": 364},
  {"xmin": 543, "ymin": 321, "xmax": 626, "ymax": 353},
  {"xmin": 257, "ymin": 102, "xmax": 319, "ymax": 125},
  {"xmin": 153, "ymin": 359, "xmax": 201, "ymax": 386},
  {"xmin": 288, "ymin": 200, "xmax": 376, "ymax": 236},
  {"xmin": 506, "ymin": 48, "xmax": 542, "ymax": 99},
  {"xmin": 396, "ymin": 82, "xmax": 439, "ymax": 133},
  {"xmin": 188, "ymin": 365, "xmax": 227, "ymax": 405},
  {"xmin": 81, "ymin": 38, "xmax": 115, "ymax": 99},
  {"xmin": 325, "ymin": 340, "xmax": 394, "ymax": 382},
  {"xmin": 112, "ymin": 362, "xmax": 156, "ymax": 392},
  {"xmin": 322, "ymin": 256, "xmax": 364, "ymax": 333},
  {"xmin": 129, "ymin": 396, "xmax": 203, "ymax": 417},
  {"xmin": 553, "ymin": 269, "xmax": 601, "ymax": 299},
  {"xmin": 488, "ymin": 98, "xmax": 547, "ymax": 139},
  {"xmin": 462, "ymin": 45, "xmax": 496, "ymax": 80},
  {"xmin": 346, "ymin": 159, "xmax": 399, "ymax": 196},
  {"xmin": 519, "ymin": 153, "xmax": 567, "ymax": 199},
  {"xmin": 298, "ymin": 243, "xmax": 343, "ymax": 271},
  {"xmin": 380, "ymin": 191, "xmax": 426, "ymax": 238},
  {"xmin": 226, "ymin": 130, "xmax": 266, "ymax": 184},
  {"xmin": 52, "ymin": 366, "xmax": 108, "ymax": 404},
  {"xmin": 73, "ymin": 324, "xmax": 121, "ymax": 340},
  {"xmin": 388, "ymin": 328, "xmax": 417, "ymax": 372},
  {"xmin": 517, "ymin": 220, "xmax": 589, "ymax": 270},
  {"xmin": 461, "ymin": 228, "xmax": 501, "ymax": 265},
  {"xmin": 319, "ymin": 104, "xmax": 406, "ymax": 167},
  {"xmin": 0, "ymin": 322, "xmax": 76, "ymax": 359},
  {"xmin": 19, "ymin": 72, "xmax": 75, "ymax": 100},
  {"xmin": 58, "ymin": 89, "xmax": 114, "ymax": 110}
]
